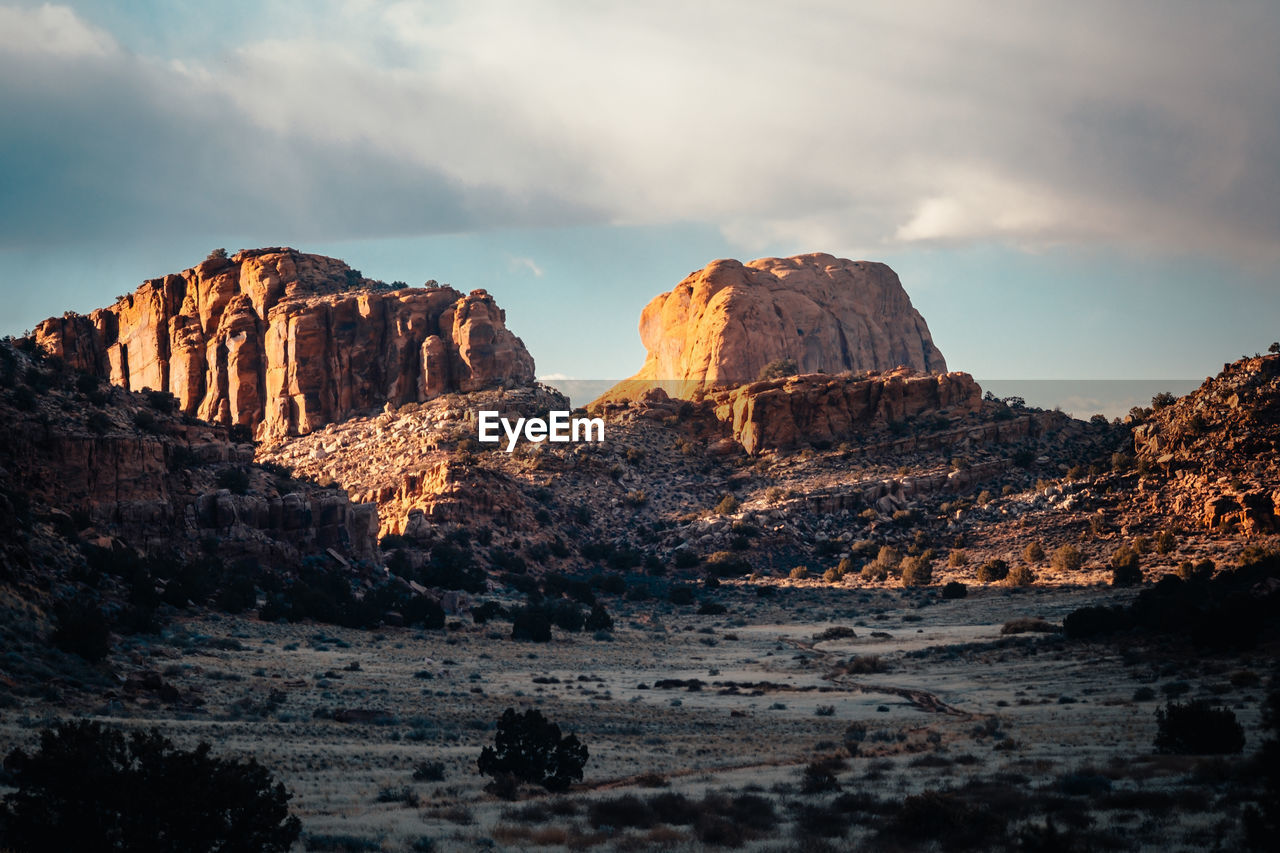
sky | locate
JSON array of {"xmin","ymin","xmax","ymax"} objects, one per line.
[{"xmin": 2, "ymin": 1, "xmax": 1278, "ymax": 402}]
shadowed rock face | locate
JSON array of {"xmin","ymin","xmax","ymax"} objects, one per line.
[
  {"xmin": 34, "ymin": 248, "xmax": 535, "ymax": 443},
  {"xmin": 598, "ymin": 253, "xmax": 946, "ymax": 403}
]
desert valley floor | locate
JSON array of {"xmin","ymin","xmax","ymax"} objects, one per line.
[{"xmin": 2, "ymin": 578, "xmax": 1264, "ymax": 852}]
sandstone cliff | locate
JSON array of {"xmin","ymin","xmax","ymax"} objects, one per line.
[
  {"xmin": 0, "ymin": 341, "xmax": 379, "ymax": 568},
  {"xmin": 33, "ymin": 248, "xmax": 535, "ymax": 443},
  {"xmin": 597, "ymin": 253, "xmax": 946, "ymax": 403},
  {"xmin": 705, "ymin": 367, "xmax": 983, "ymax": 455}
]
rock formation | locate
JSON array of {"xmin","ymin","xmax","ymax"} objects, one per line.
[
  {"xmin": 0, "ymin": 341, "xmax": 379, "ymax": 567},
  {"xmin": 704, "ymin": 368, "xmax": 983, "ymax": 455},
  {"xmin": 597, "ymin": 253, "xmax": 946, "ymax": 403},
  {"xmin": 1133, "ymin": 353, "xmax": 1280, "ymax": 534},
  {"xmin": 33, "ymin": 248, "xmax": 535, "ymax": 443}
]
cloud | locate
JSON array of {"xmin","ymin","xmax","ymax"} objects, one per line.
[
  {"xmin": 4, "ymin": 1, "xmax": 1280, "ymax": 259},
  {"xmin": 0, "ymin": 3, "xmax": 115, "ymax": 57},
  {"xmin": 508, "ymin": 256, "xmax": 544, "ymax": 278}
]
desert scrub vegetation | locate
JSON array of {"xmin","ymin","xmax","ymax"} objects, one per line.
[
  {"xmin": 976, "ymin": 558, "xmax": 1009, "ymax": 584},
  {"xmin": 0, "ymin": 719, "xmax": 300, "ymax": 852},
  {"xmin": 477, "ymin": 708, "xmax": 588, "ymax": 795},
  {"xmin": 1110, "ymin": 542, "xmax": 1142, "ymax": 586},
  {"xmin": 900, "ymin": 553, "xmax": 933, "ymax": 586},
  {"xmin": 1050, "ymin": 543, "xmax": 1084, "ymax": 572},
  {"xmin": 1155, "ymin": 701, "xmax": 1245, "ymax": 755}
]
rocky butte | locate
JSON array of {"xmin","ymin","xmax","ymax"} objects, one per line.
[
  {"xmin": 597, "ymin": 252, "xmax": 947, "ymax": 403},
  {"xmin": 593, "ymin": 253, "xmax": 980, "ymax": 453},
  {"xmin": 33, "ymin": 248, "xmax": 535, "ymax": 443}
]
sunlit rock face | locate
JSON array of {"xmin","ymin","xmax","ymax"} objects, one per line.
[
  {"xmin": 597, "ymin": 253, "xmax": 946, "ymax": 404},
  {"xmin": 34, "ymin": 248, "xmax": 535, "ymax": 443}
]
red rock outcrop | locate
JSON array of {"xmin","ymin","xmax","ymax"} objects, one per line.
[
  {"xmin": 597, "ymin": 253, "xmax": 946, "ymax": 403},
  {"xmin": 705, "ymin": 368, "xmax": 983, "ymax": 455},
  {"xmin": 34, "ymin": 248, "xmax": 535, "ymax": 443},
  {"xmin": 1132, "ymin": 354, "xmax": 1280, "ymax": 534},
  {"xmin": 0, "ymin": 343, "xmax": 378, "ymax": 565}
]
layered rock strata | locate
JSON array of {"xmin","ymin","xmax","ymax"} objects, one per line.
[{"xmin": 34, "ymin": 248, "xmax": 535, "ymax": 443}]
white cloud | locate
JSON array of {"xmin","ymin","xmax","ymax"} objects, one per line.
[
  {"xmin": 0, "ymin": 3, "xmax": 115, "ymax": 57},
  {"xmin": 508, "ymin": 256, "xmax": 544, "ymax": 278},
  {"xmin": 4, "ymin": 1, "xmax": 1280, "ymax": 259}
]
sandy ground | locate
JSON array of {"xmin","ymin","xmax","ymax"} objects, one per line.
[{"xmin": 0, "ymin": 580, "xmax": 1266, "ymax": 851}]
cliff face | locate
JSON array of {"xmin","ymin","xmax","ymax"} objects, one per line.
[
  {"xmin": 0, "ymin": 342, "xmax": 379, "ymax": 567},
  {"xmin": 597, "ymin": 253, "xmax": 946, "ymax": 403},
  {"xmin": 34, "ymin": 248, "xmax": 535, "ymax": 443},
  {"xmin": 706, "ymin": 367, "xmax": 983, "ymax": 455}
]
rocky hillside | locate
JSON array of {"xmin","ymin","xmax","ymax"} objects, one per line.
[
  {"xmin": 598, "ymin": 253, "xmax": 945, "ymax": 403},
  {"xmin": 0, "ymin": 340, "xmax": 378, "ymax": 569},
  {"xmin": 1133, "ymin": 353, "xmax": 1280, "ymax": 534},
  {"xmin": 33, "ymin": 248, "xmax": 535, "ymax": 443}
]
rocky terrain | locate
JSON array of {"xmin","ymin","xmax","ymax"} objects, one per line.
[
  {"xmin": 597, "ymin": 253, "xmax": 946, "ymax": 404},
  {"xmin": 1132, "ymin": 353, "xmax": 1280, "ymax": 535},
  {"xmin": 1, "ymin": 250, "xmax": 1278, "ymax": 852},
  {"xmin": 34, "ymin": 248, "xmax": 535, "ymax": 443}
]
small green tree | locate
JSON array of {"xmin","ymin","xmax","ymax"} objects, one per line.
[
  {"xmin": 900, "ymin": 554, "xmax": 933, "ymax": 587},
  {"xmin": 1110, "ymin": 544, "xmax": 1142, "ymax": 586},
  {"xmin": 1050, "ymin": 544, "xmax": 1084, "ymax": 573},
  {"xmin": 977, "ymin": 559, "xmax": 1009, "ymax": 583},
  {"xmin": 0, "ymin": 720, "xmax": 299, "ymax": 852},
  {"xmin": 757, "ymin": 358, "xmax": 799, "ymax": 381},
  {"xmin": 478, "ymin": 708, "xmax": 587, "ymax": 794}
]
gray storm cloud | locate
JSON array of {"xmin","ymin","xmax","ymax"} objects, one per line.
[{"xmin": 2, "ymin": 0, "xmax": 1278, "ymax": 257}]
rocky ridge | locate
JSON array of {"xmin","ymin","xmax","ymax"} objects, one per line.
[
  {"xmin": 1133, "ymin": 353, "xmax": 1280, "ymax": 534},
  {"xmin": 598, "ymin": 253, "xmax": 945, "ymax": 404},
  {"xmin": 33, "ymin": 248, "xmax": 535, "ymax": 443},
  {"xmin": 0, "ymin": 340, "xmax": 378, "ymax": 569}
]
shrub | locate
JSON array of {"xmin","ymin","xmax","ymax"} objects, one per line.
[
  {"xmin": 511, "ymin": 607, "xmax": 552, "ymax": 642},
  {"xmin": 799, "ymin": 761, "xmax": 841, "ymax": 794},
  {"xmin": 0, "ymin": 720, "xmax": 299, "ymax": 852},
  {"xmin": 788, "ymin": 565, "xmax": 809, "ymax": 580},
  {"xmin": 900, "ymin": 555, "xmax": 933, "ymax": 587},
  {"xmin": 584, "ymin": 603, "xmax": 614, "ymax": 632},
  {"xmin": 1111, "ymin": 544, "xmax": 1142, "ymax": 586},
  {"xmin": 1050, "ymin": 544, "xmax": 1084, "ymax": 572},
  {"xmin": 668, "ymin": 585, "xmax": 695, "ymax": 606},
  {"xmin": 1062, "ymin": 605, "xmax": 1132, "ymax": 639},
  {"xmin": 705, "ymin": 551, "xmax": 750, "ymax": 577},
  {"xmin": 880, "ymin": 791, "xmax": 1005, "ymax": 850},
  {"xmin": 714, "ymin": 494, "xmax": 740, "ymax": 515},
  {"xmin": 860, "ymin": 563, "xmax": 888, "ymax": 582},
  {"xmin": 757, "ymin": 358, "xmax": 798, "ymax": 380},
  {"xmin": 477, "ymin": 709, "xmax": 588, "ymax": 793},
  {"xmin": 1008, "ymin": 565, "xmax": 1036, "ymax": 586},
  {"xmin": 1154, "ymin": 701, "xmax": 1245, "ymax": 754},
  {"xmin": 976, "ymin": 559, "xmax": 1009, "ymax": 584},
  {"xmin": 1023, "ymin": 541, "xmax": 1045, "ymax": 563},
  {"xmin": 672, "ymin": 548, "xmax": 699, "ymax": 569},
  {"xmin": 86, "ymin": 410, "xmax": 112, "ymax": 434},
  {"xmin": 50, "ymin": 597, "xmax": 111, "ymax": 662},
  {"xmin": 947, "ymin": 549, "xmax": 969, "ymax": 568},
  {"xmin": 216, "ymin": 467, "xmax": 251, "ymax": 495},
  {"xmin": 873, "ymin": 545, "xmax": 901, "ymax": 572},
  {"xmin": 941, "ymin": 581, "xmax": 968, "ymax": 599},
  {"xmin": 1154, "ymin": 530, "xmax": 1176, "ymax": 555}
]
